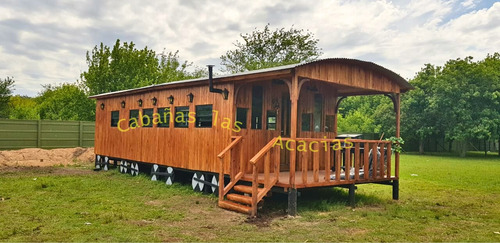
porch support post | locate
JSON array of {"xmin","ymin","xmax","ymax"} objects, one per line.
[
  {"xmin": 333, "ymin": 97, "xmax": 338, "ymax": 137},
  {"xmin": 348, "ymin": 184, "xmax": 356, "ymax": 207},
  {"xmin": 394, "ymin": 93, "xmax": 401, "ymax": 200},
  {"xmin": 288, "ymin": 188, "xmax": 298, "ymax": 216},
  {"xmin": 395, "ymin": 93, "xmax": 401, "ymax": 138},
  {"xmin": 334, "ymin": 96, "xmax": 347, "ymax": 137},
  {"xmin": 288, "ymin": 71, "xmax": 299, "ymax": 216},
  {"xmin": 392, "ymin": 180, "xmax": 399, "ymax": 200}
]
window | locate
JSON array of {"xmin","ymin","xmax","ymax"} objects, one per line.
[
  {"xmin": 174, "ymin": 106, "xmax": 189, "ymax": 128},
  {"xmin": 266, "ymin": 110, "xmax": 277, "ymax": 130},
  {"xmin": 129, "ymin": 110, "xmax": 139, "ymax": 128},
  {"xmin": 195, "ymin": 105, "xmax": 213, "ymax": 128},
  {"xmin": 142, "ymin": 109, "xmax": 154, "ymax": 127},
  {"xmin": 236, "ymin": 108, "xmax": 248, "ymax": 129},
  {"xmin": 251, "ymin": 86, "xmax": 263, "ymax": 129},
  {"xmin": 325, "ymin": 115, "xmax": 335, "ymax": 132},
  {"xmin": 301, "ymin": 113, "xmax": 312, "ymax": 131},
  {"xmin": 111, "ymin": 111, "xmax": 119, "ymax": 127},
  {"xmin": 157, "ymin": 107, "xmax": 170, "ymax": 128},
  {"xmin": 313, "ymin": 94, "xmax": 323, "ymax": 132}
]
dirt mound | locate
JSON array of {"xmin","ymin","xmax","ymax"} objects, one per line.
[{"xmin": 0, "ymin": 147, "xmax": 94, "ymax": 168}]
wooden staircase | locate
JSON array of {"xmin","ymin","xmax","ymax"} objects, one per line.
[
  {"xmin": 219, "ymin": 185, "xmax": 266, "ymax": 214},
  {"xmin": 217, "ymin": 137, "xmax": 281, "ymax": 217}
]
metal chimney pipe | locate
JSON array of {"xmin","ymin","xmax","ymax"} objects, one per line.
[
  {"xmin": 208, "ymin": 65, "xmax": 222, "ymax": 94},
  {"xmin": 207, "ymin": 65, "xmax": 229, "ymax": 99}
]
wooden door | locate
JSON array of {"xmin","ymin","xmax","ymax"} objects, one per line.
[{"xmin": 280, "ymin": 93, "xmax": 291, "ymax": 171}]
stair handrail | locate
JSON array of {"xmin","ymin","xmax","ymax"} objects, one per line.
[
  {"xmin": 217, "ymin": 136, "xmax": 242, "ymax": 159},
  {"xmin": 249, "ymin": 137, "xmax": 280, "ymax": 216},
  {"xmin": 249, "ymin": 137, "xmax": 278, "ymax": 165},
  {"xmin": 217, "ymin": 136, "xmax": 243, "ymax": 203}
]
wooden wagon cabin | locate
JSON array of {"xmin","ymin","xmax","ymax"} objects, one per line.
[{"xmin": 90, "ymin": 58, "xmax": 413, "ymax": 216}]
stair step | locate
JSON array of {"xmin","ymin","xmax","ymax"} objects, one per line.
[
  {"xmin": 227, "ymin": 193, "xmax": 252, "ymax": 205},
  {"xmin": 233, "ymin": 185, "xmax": 264, "ymax": 195},
  {"xmin": 219, "ymin": 200, "xmax": 252, "ymax": 214}
]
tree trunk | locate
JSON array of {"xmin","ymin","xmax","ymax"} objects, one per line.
[
  {"xmin": 484, "ymin": 139, "xmax": 487, "ymax": 156},
  {"xmin": 498, "ymin": 138, "xmax": 500, "ymax": 156},
  {"xmin": 458, "ymin": 140, "xmax": 467, "ymax": 157},
  {"xmin": 419, "ymin": 138, "xmax": 424, "ymax": 155}
]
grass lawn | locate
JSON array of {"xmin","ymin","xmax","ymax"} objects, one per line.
[{"xmin": 1, "ymin": 153, "xmax": 499, "ymax": 241}]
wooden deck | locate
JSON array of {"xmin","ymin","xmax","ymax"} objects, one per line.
[
  {"xmin": 242, "ymin": 170, "xmax": 396, "ymax": 189},
  {"xmin": 218, "ymin": 136, "xmax": 400, "ymax": 215}
]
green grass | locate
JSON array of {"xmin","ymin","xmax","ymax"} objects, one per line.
[{"xmin": 1, "ymin": 153, "xmax": 499, "ymax": 241}]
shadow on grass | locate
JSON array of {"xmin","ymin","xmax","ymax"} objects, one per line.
[
  {"xmin": 94, "ymin": 167, "xmax": 391, "ymax": 227},
  {"xmin": 247, "ymin": 187, "xmax": 386, "ymax": 226}
]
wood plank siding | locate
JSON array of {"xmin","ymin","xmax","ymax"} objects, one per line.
[
  {"xmin": 295, "ymin": 62, "xmax": 401, "ymax": 95},
  {"xmin": 95, "ymin": 83, "xmax": 233, "ymax": 174}
]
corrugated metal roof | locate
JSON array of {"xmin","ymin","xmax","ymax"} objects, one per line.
[{"xmin": 89, "ymin": 58, "xmax": 412, "ymax": 99}]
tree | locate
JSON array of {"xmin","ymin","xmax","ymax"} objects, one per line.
[
  {"xmin": 401, "ymin": 64, "xmax": 443, "ymax": 154},
  {"xmin": 80, "ymin": 39, "xmax": 158, "ymax": 95},
  {"xmin": 337, "ymin": 95, "xmax": 395, "ymax": 138},
  {"xmin": 9, "ymin": 95, "xmax": 40, "ymax": 120},
  {"xmin": 37, "ymin": 84, "xmax": 95, "ymax": 121},
  {"xmin": 402, "ymin": 54, "xmax": 500, "ymax": 157},
  {"xmin": 337, "ymin": 109, "xmax": 378, "ymax": 134},
  {"xmin": 220, "ymin": 24, "xmax": 322, "ymax": 73},
  {"xmin": 436, "ymin": 55, "xmax": 500, "ymax": 156},
  {"xmin": 329, "ymin": 54, "xmax": 500, "ymax": 156},
  {"xmin": 157, "ymin": 50, "xmax": 207, "ymax": 83},
  {"xmin": 0, "ymin": 76, "xmax": 15, "ymax": 118},
  {"xmin": 80, "ymin": 39, "xmax": 204, "ymax": 96},
  {"xmin": 479, "ymin": 53, "xmax": 500, "ymax": 156}
]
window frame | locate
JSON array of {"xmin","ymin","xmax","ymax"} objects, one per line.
[
  {"xmin": 174, "ymin": 106, "xmax": 190, "ymax": 128},
  {"xmin": 142, "ymin": 108, "xmax": 154, "ymax": 128},
  {"xmin": 251, "ymin": 86, "xmax": 263, "ymax": 130},
  {"xmin": 236, "ymin": 107, "xmax": 248, "ymax": 129},
  {"xmin": 195, "ymin": 104, "xmax": 213, "ymax": 128},
  {"xmin": 313, "ymin": 94, "xmax": 323, "ymax": 132},
  {"xmin": 157, "ymin": 107, "xmax": 171, "ymax": 128},
  {"xmin": 129, "ymin": 109, "xmax": 140, "ymax": 127},
  {"xmin": 266, "ymin": 110, "xmax": 277, "ymax": 131},
  {"xmin": 111, "ymin": 110, "xmax": 120, "ymax": 127},
  {"xmin": 301, "ymin": 113, "xmax": 312, "ymax": 132}
]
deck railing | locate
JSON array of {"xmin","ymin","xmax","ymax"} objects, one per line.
[
  {"xmin": 280, "ymin": 137, "xmax": 397, "ymax": 187},
  {"xmin": 218, "ymin": 136, "xmax": 399, "ymax": 215},
  {"xmin": 249, "ymin": 137, "xmax": 281, "ymax": 216},
  {"xmin": 217, "ymin": 136, "xmax": 244, "ymax": 203}
]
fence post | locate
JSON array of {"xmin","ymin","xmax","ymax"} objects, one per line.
[
  {"xmin": 79, "ymin": 121, "xmax": 83, "ymax": 147},
  {"xmin": 37, "ymin": 120, "xmax": 42, "ymax": 148}
]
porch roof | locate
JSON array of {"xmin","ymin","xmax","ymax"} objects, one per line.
[{"xmin": 89, "ymin": 58, "xmax": 413, "ymax": 99}]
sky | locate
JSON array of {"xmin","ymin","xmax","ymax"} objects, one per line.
[{"xmin": 0, "ymin": 0, "xmax": 499, "ymax": 97}]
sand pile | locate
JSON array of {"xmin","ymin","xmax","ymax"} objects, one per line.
[{"xmin": 0, "ymin": 147, "xmax": 94, "ymax": 168}]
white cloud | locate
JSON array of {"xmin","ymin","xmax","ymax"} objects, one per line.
[
  {"xmin": 0, "ymin": 0, "xmax": 498, "ymax": 96},
  {"xmin": 462, "ymin": 0, "xmax": 478, "ymax": 8}
]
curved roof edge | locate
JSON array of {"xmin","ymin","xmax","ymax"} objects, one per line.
[
  {"xmin": 89, "ymin": 58, "xmax": 413, "ymax": 99},
  {"xmin": 295, "ymin": 58, "xmax": 413, "ymax": 92}
]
